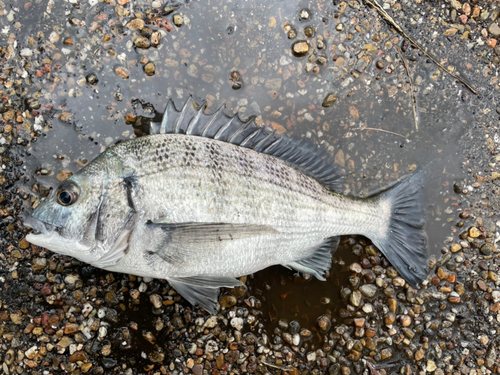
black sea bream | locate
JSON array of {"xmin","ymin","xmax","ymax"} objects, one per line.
[{"xmin": 25, "ymin": 98, "xmax": 428, "ymax": 314}]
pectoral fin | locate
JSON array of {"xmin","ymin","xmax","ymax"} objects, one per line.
[
  {"xmin": 149, "ymin": 221, "xmax": 277, "ymax": 244},
  {"xmin": 146, "ymin": 221, "xmax": 277, "ymax": 265},
  {"xmin": 168, "ymin": 275, "xmax": 243, "ymax": 314}
]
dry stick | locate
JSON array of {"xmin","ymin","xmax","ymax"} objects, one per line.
[
  {"xmin": 395, "ymin": 45, "xmax": 418, "ymax": 131},
  {"xmin": 364, "ymin": 0, "xmax": 479, "ymax": 95},
  {"xmin": 352, "ymin": 127, "xmax": 406, "ymax": 138},
  {"xmin": 261, "ymin": 361, "xmax": 293, "ymax": 371}
]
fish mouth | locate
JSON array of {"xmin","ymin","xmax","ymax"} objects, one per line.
[{"xmin": 24, "ymin": 215, "xmax": 55, "ymax": 236}]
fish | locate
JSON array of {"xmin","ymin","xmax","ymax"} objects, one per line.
[{"xmin": 25, "ymin": 97, "xmax": 428, "ymax": 314}]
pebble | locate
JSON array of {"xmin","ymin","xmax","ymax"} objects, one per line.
[
  {"xmin": 360, "ymin": 284, "xmax": 377, "ymax": 297},
  {"xmin": 292, "ymin": 41, "xmax": 309, "ymax": 56},
  {"xmin": 322, "ymin": 93, "xmax": 337, "ymax": 107},
  {"xmin": 469, "ymin": 227, "xmax": 480, "ymax": 238},
  {"xmin": 134, "ymin": 36, "xmax": 150, "ymax": 49},
  {"xmin": 173, "ymin": 14, "xmax": 184, "ymax": 27},
  {"xmin": 220, "ymin": 294, "xmax": 237, "ymax": 308},
  {"xmin": 144, "ymin": 62, "xmax": 155, "ymax": 76},
  {"xmin": 230, "ymin": 317, "xmax": 244, "ymax": 331},
  {"xmin": 115, "ymin": 67, "xmax": 130, "ymax": 79},
  {"xmin": 127, "ymin": 18, "xmax": 145, "ymax": 31},
  {"xmin": 427, "ymin": 360, "xmax": 437, "ymax": 372},
  {"xmin": 350, "ymin": 291, "xmax": 362, "ymax": 306}
]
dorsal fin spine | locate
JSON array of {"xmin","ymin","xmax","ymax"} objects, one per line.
[
  {"xmin": 159, "ymin": 101, "xmax": 170, "ymax": 134},
  {"xmin": 252, "ymin": 131, "xmax": 275, "ymax": 151},
  {"xmin": 228, "ymin": 122, "xmax": 250, "ymax": 143},
  {"xmin": 240, "ymin": 128, "xmax": 262, "ymax": 147},
  {"xmin": 186, "ymin": 105, "xmax": 205, "ymax": 135},
  {"xmin": 174, "ymin": 98, "xmax": 192, "ymax": 134},
  {"xmin": 201, "ymin": 105, "xmax": 224, "ymax": 136},
  {"xmin": 214, "ymin": 117, "xmax": 235, "ymax": 140}
]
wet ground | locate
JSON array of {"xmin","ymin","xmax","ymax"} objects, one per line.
[{"xmin": 1, "ymin": 0, "xmax": 500, "ymax": 374}]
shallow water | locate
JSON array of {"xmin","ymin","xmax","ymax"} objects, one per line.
[{"xmin": 12, "ymin": 0, "xmax": 474, "ymax": 361}]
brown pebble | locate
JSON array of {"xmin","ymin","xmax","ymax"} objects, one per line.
[
  {"xmin": 292, "ymin": 41, "xmax": 309, "ymax": 56},
  {"xmin": 385, "ymin": 313, "xmax": 395, "ymax": 325},
  {"xmin": 69, "ymin": 351, "xmax": 87, "ymax": 363},
  {"xmin": 469, "ymin": 227, "xmax": 480, "ymax": 238},
  {"xmin": 64, "ymin": 323, "xmax": 79, "ymax": 334},
  {"xmin": 401, "ymin": 315, "xmax": 411, "ymax": 327},
  {"xmin": 219, "ymin": 294, "xmax": 237, "ymax": 308},
  {"xmin": 126, "ymin": 18, "xmax": 145, "ymax": 31},
  {"xmin": 115, "ymin": 67, "xmax": 130, "ymax": 79},
  {"xmin": 144, "ymin": 62, "xmax": 155, "ymax": 76},
  {"xmin": 354, "ymin": 318, "xmax": 365, "ymax": 327}
]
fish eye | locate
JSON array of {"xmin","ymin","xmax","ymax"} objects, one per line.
[{"xmin": 56, "ymin": 181, "xmax": 80, "ymax": 206}]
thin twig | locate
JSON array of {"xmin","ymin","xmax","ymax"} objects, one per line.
[
  {"xmin": 364, "ymin": 0, "xmax": 478, "ymax": 95},
  {"xmin": 352, "ymin": 127, "xmax": 406, "ymax": 138},
  {"xmin": 395, "ymin": 45, "xmax": 418, "ymax": 131},
  {"xmin": 261, "ymin": 361, "xmax": 294, "ymax": 371}
]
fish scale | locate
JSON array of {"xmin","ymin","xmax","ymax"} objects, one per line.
[{"xmin": 25, "ymin": 97, "xmax": 428, "ymax": 314}]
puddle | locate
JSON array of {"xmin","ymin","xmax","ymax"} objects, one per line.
[{"xmin": 8, "ymin": 0, "xmax": 477, "ymax": 367}]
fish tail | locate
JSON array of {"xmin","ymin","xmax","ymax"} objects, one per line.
[{"xmin": 372, "ymin": 171, "xmax": 428, "ymax": 287}]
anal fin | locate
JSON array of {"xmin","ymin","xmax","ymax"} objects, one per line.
[{"xmin": 286, "ymin": 237, "xmax": 340, "ymax": 281}]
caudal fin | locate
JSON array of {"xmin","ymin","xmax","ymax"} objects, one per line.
[{"xmin": 372, "ymin": 171, "xmax": 428, "ymax": 287}]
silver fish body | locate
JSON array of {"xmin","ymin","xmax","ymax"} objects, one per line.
[{"xmin": 25, "ymin": 98, "xmax": 428, "ymax": 313}]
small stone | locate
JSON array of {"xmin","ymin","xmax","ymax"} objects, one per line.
[
  {"xmin": 317, "ymin": 315, "xmax": 331, "ymax": 332},
  {"xmin": 220, "ymin": 294, "xmax": 237, "ymax": 308},
  {"xmin": 385, "ymin": 313, "xmax": 395, "ymax": 325},
  {"xmin": 304, "ymin": 26, "xmax": 315, "ymax": 38},
  {"xmin": 57, "ymin": 336, "xmax": 73, "ymax": 348},
  {"xmin": 387, "ymin": 298, "xmax": 397, "ymax": 313},
  {"xmin": 401, "ymin": 315, "xmax": 411, "ymax": 327},
  {"xmin": 489, "ymin": 22, "xmax": 500, "ymax": 37},
  {"xmin": 151, "ymin": 31, "xmax": 161, "ymax": 46},
  {"xmin": 231, "ymin": 317, "xmax": 244, "ymax": 331},
  {"xmin": 359, "ymin": 284, "xmax": 377, "ymax": 297},
  {"xmin": 292, "ymin": 41, "xmax": 309, "ymax": 56},
  {"xmin": 322, "ymin": 93, "xmax": 337, "ymax": 108},
  {"xmin": 115, "ymin": 67, "xmax": 129, "ymax": 79},
  {"xmin": 487, "ymin": 39, "xmax": 498, "ymax": 48},
  {"xmin": 19, "ymin": 238, "xmax": 30, "ymax": 249},
  {"xmin": 64, "ymin": 323, "xmax": 79, "ymax": 334},
  {"xmin": 105, "ymin": 291, "xmax": 119, "ymax": 305},
  {"xmin": 415, "ymin": 347, "xmax": 424, "ymax": 361},
  {"xmin": 69, "ymin": 351, "xmax": 87, "ymax": 363},
  {"xmin": 450, "ymin": 243, "xmax": 461, "ymax": 253},
  {"xmin": 380, "ymin": 348, "xmax": 392, "ymax": 360},
  {"xmin": 426, "ymin": 360, "xmax": 437, "ymax": 372},
  {"xmin": 481, "ymin": 244, "xmax": 493, "ymax": 256},
  {"xmin": 173, "ymin": 14, "xmax": 183, "ymax": 27},
  {"xmin": 150, "ymin": 294, "xmax": 162, "ymax": 308},
  {"xmin": 127, "ymin": 18, "xmax": 145, "ymax": 31},
  {"xmin": 299, "ymin": 9, "xmax": 310, "ymax": 20},
  {"xmin": 444, "ymin": 28, "xmax": 458, "ymax": 36},
  {"xmin": 144, "ymin": 62, "xmax": 155, "ymax": 76},
  {"xmin": 469, "ymin": 227, "xmax": 480, "ymax": 238},
  {"xmin": 349, "ymin": 291, "xmax": 362, "ymax": 307},
  {"xmin": 134, "ymin": 36, "xmax": 150, "ymax": 49},
  {"xmin": 354, "ymin": 318, "xmax": 365, "ymax": 327}
]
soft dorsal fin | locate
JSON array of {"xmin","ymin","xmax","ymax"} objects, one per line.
[{"xmin": 149, "ymin": 97, "xmax": 344, "ymax": 192}]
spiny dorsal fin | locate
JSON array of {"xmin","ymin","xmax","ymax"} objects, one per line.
[{"xmin": 149, "ymin": 97, "xmax": 344, "ymax": 192}]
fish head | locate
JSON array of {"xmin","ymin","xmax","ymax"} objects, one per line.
[{"xmin": 25, "ymin": 172, "xmax": 106, "ymax": 263}]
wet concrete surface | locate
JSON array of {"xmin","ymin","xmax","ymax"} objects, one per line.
[{"xmin": 1, "ymin": 0, "xmax": 500, "ymax": 374}]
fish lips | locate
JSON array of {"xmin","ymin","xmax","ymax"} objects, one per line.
[{"xmin": 24, "ymin": 214, "xmax": 55, "ymax": 235}]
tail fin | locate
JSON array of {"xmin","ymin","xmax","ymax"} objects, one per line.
[{"xmin": 372, "ymin": 171, "xmax": 428, "ymax": 287}]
